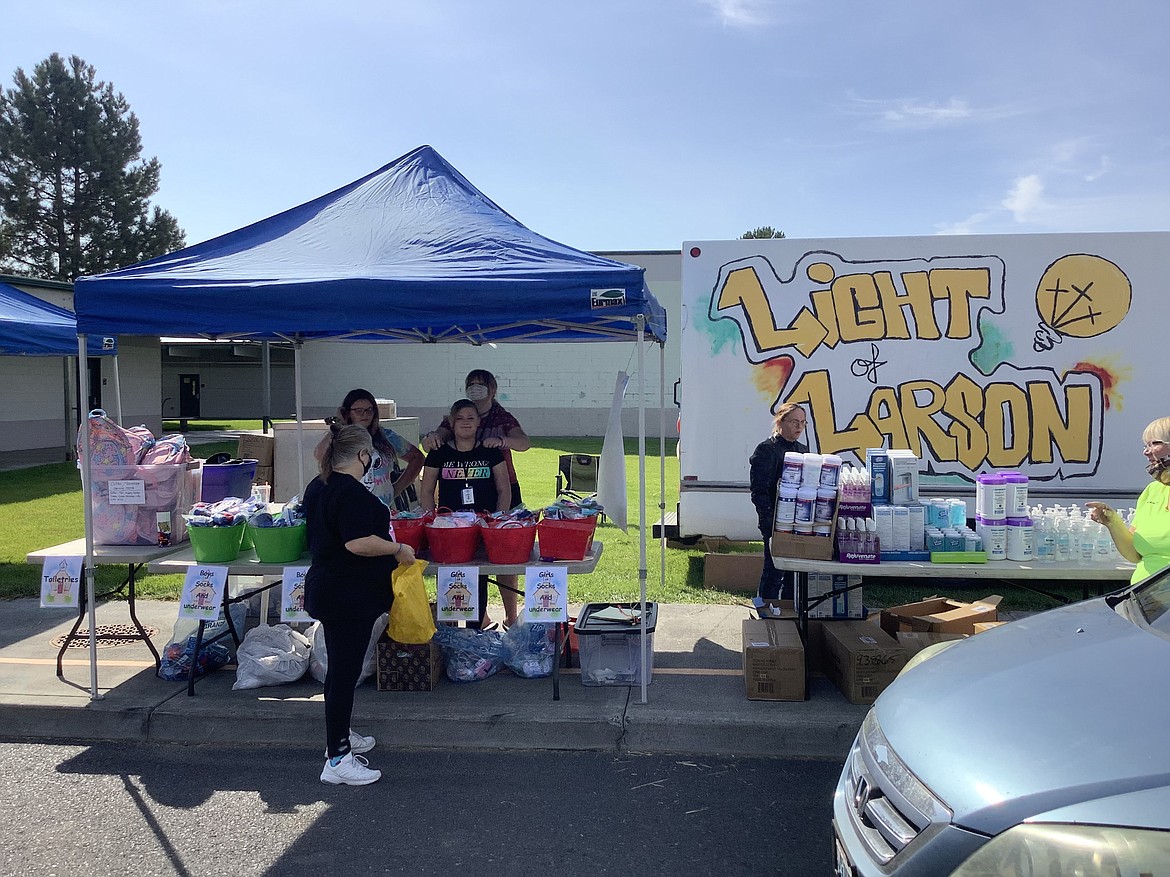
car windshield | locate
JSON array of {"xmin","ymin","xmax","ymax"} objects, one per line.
[{"xmin": 1124, "ymin": 565, "xmax": 1170, "ymax": 633}]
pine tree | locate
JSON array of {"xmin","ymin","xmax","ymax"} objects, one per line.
[
  {"xmin": 0, "ymin": 53, "xmax": 184, "ymax": 281},
  {"xmin": 741, "ymin": 226, "xmax": 786, "ymax": 239}
]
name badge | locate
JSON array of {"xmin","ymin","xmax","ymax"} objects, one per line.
[{"xmin": 462, "ymin": 487, "xmax": 476, "ymax": 505}]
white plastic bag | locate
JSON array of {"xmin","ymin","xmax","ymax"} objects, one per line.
[
  {"xmin": 232, "ymin": 623, "xmax": 312, "ymax": 690},
  {"xmin": 306, "ymin": 614, "xmax": 387, "ymax": 686}
]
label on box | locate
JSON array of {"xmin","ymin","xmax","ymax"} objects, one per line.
[{"xmin": 108, "ymin": 479, "xmax": 146, "ymax": 505}]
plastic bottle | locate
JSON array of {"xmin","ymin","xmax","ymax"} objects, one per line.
[
  {"xmin": 1078, "ymin": 516, "xmax": 1096, "ymax": 564},
  {"xmin": 1095, "ymin": 521, "xmax": 1113, "ymax": 561},
  {"xmin": 1054, "ymin": 514, "xmax": 1071, "ymax": 563},
  {"xmin": 1034, "ymin": 513, "xmax": 1054, "ymax": 563}
]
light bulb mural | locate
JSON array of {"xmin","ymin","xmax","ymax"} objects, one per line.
[{"xmin": 1033, "ymin": 254, "xmax": 1131, "ymax": 352}]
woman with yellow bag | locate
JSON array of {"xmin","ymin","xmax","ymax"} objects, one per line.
[{"xmin": 304, "ymin": 423, "xmax": 416, "ymax": 786}]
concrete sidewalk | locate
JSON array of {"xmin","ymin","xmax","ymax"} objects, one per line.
[{"xmin": 0, "ymin": 598, "xmax": 869, "ymax": 759}]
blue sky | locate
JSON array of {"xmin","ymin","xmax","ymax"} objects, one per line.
[{"xmin": 3, "ymin": 0, "xmax": 1167, "ymax": 251}]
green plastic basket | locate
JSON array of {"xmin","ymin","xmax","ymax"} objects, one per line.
[
  {"xmin": 248, "ymin": 522, "xmax": 307, "ymax": 563},
  {"xmin": 188, "ymin": 524, "xmax": 246, "ymax": 563}
]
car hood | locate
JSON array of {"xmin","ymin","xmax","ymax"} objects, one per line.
[{"xmin": 875, "ymin": 598, "xmax": 1170, "ymax": 834}]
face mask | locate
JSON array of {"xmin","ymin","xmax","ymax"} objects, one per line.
[
  {"xmin": 466, "ymin": 384, "xmax": 489, "ymax": 402},
  {"xmin": 1147, "ymin": 454, "xmax": 1170, "ymax": 478},
  {"xmin": 361, "ymin": 452, "xmax": 374, "ymax": 477}
]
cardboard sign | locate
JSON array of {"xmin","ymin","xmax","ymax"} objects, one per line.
[
  {"xmin": 178, "ymin": 566, "xmax": 228, "ymax": 620},
  {"xmin": 40, "ymin": 556, "xmax": 82, "ymax": 608},
  {"xmin": 108, "ymin": 479, "xmax": 146, "ymax": 505},
  {"xmin": 281, "ymin": 565, "xmax": 311, "ymax": 622},
  {"xmin": 436, "ymin": 566, "xmax": 479, "ymax": 623},
  {"xmin": 522, "ymin": 566, "xmax": 568, "ymax": 623}
]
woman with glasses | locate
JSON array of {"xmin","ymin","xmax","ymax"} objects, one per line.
[
  {"xmin": 1086, "ymin": 416, "xmax": 1170, "ymax": 583},
  {"xmin": 421, "ymin": 370, "xmax": 531, "ymax": 628},
  {"xmin": 314, "ymin": 388, "xmax": 425, "ymax": 512},
  {"xmin": 749, "ymin": 403, "xmax": 809, "ymax": 600}
]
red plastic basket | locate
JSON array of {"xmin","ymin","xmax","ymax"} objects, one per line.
[
  {"xmin": 537, "ymin": 517, "xmax": 598, "ymax": 561},
  {"xmin": 480, "ymin": 521, "xmax": 537, "ymax": 564},
  {"xmin": 390, "ymin": 517, "xmax": 429, "ymax": 553},
  {"xmin": 424, "ymin": 521, "xmax": 482, "ymax": 563}
]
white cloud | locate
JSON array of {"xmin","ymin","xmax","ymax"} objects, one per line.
[
  {"xmin": 699, "ymin": 0, "xmax": 776, "ymax": 27},
  {"xmin": 1002, "ymin": 174, "xmax": 1047, "ymax": 222},
  {"xmin": 882, "ymin": 98, "xmax": 971, "ymax": 127}
]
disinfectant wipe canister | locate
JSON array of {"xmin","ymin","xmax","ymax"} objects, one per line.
[
  {"xmin": 948, "ymin": 498, "xmax": 968, "ymax": 528},
  {"xmin": 814, "ymin": 487, "xmax": 837, "ymax": 524},
  {"xmin": 1006, "ymin": 516, "xmax": 1034, "ymax": 561},
  {"xmin": 801, "ymin": 453, "xmax": 823, "ymax": 488},
  {"xmin": 977, "ymin": 516, "xmax": 1008, "ymax": 560},
  {"xmin": 774, "ymin": 485, "xmax": 798, "ymax": 533},
  {"xmin": 818, "ymin": 454, "xmax": 842, "ymax": 490},
  {"xmin": 1003, "ymin": 473, "xmax": 1029, "ymax": 517},
  {"xmin": 781, "ymin": 452, "xmax": 804, "ymax": 488},
  {"xmin": 794, "ymin": 485, "xmax": 817, "ymax": 533}
]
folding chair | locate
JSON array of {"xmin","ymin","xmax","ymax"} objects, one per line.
[{"xmin": 555, "ymin": 454, "xmax": 605, "ymax": 522}]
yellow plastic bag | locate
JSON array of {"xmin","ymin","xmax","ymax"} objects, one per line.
[{"xmin": 387, "ymin": 559, "xmax": 436, "ymax": 644}]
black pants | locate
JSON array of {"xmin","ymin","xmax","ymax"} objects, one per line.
[
  {"xmin": 758, "ymin": 532, "xmax": 793, "ymax": 600},
  {"xmin": 322, "ymin": 614, "xmax": 379, "ymax": 758}
]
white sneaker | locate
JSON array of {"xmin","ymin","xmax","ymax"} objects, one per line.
[
  {"xmin": 323, "ymin": 729, "xmax": 376, "ymax": 758},
  {"xmin": 320, "ymin": 753, "xmax": 381, "ymax": 786}
]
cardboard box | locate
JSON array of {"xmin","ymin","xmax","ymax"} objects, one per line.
[
  {"xmin": 822, "ymin": 619, "xmax": 908, "ymax": 704},
  {"xmin": 704, "ymin": 553, "xmax": 763, "ymax": 592},
  {"xmin": 973, "ymin": 621, "xmax": 1006, "ymax": 634},
  {"xmin": 887, "ymin": 449, "xmax": 920, "ymax": 504},
  {"xmin": 376, "ymin": 632, "xmax": 443, "ymax": 691},
  {"xmin": 771, "ymin": 525, "xmax": 836, "ymax": 561},
  {"xmin": 880, "ymin": 595, "xmax": 1002, "ymax": 637},
  {"xmin": 236, "ymin": 433, "xmax": 275, "ymax": 467},
  {"xmin": 896, "ymin": 630, "xmax": 967, "ymax": 655},
  {"xmin": 253, "ymin": 465, "xmax": 274, "ymax": 489},
  {"xmin": 806, "ymin": 574, "xmax": 863, "ymax": 619},
  {"xmin": 753, "ymin": 598, "xmax": 795, "ymax": 620},
  {"xmin": 742, "ymin": 619, "xmax": 805, "ymax": 701}
]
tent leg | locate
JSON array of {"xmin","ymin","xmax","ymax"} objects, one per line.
[
  {"xmin": 77, "ymin": 334, "xmax": 101, "ymax": 700},
  {"xmin": 636, "ymin": 316, "xmax": 648, "ymax": 705}
]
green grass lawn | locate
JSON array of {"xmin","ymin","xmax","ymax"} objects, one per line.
[{"xmin": 0, "ymin": 435, "xmax": 1100, "ymax": 611}]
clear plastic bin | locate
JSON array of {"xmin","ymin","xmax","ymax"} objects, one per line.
[{"xmin": 575, "ymin": 602, "xmax": 658, "ymax": 686}]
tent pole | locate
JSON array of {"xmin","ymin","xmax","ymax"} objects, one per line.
[
  {"xmin": 109, "ymin": 352, "xmax": 122, "ymax": 425},
  {"xmin": 62, "ymin": 357, "xmax": 74, "ymax": 461},
  {"xmin": 77, "ymin": 334, "xmax": 100, "ymax": 700},
  {"xmin": 294, "ymin": 340, "xmax": 305, "ymax": 493},
  {"xmin": 637, "ymin": 316, "xmax": 648, "ymax": 705},
  {"xmin": 659, "ymin": 341, "xmax": 666, "ymax": 597},
  {"xmin": 262, "ymin": 341, "xmax": 272, "ymax": 433}
]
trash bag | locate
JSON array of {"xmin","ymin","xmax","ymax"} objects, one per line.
[
  {"xmin": 232, "ymin": 623, "xmax": 311, "ymax": 690},
  {"xmin": 305, "ymin": 614, "xmax": 387, "ymax": 686},
  {"xmin": 433, "ymin": 625, "xmax": 508, "ymax": 683},
  {"xmin": 502, "ymin": 621, "xmax": 557, "ymax": 679},
  {"xmin": 159, "ymin": 603, "xmax": 246, "ymax": 682}
]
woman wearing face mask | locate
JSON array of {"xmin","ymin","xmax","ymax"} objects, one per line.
[
  {"xmin": 304, "ymin": 423, "xmax": 416, "ymax": 786},
  {"xmin": 419, "ymin": 399, "xmax": 512, "ymax": 628},
  {"xmin": 314, "ymin": 389, "xmax": 424, "ymax": 512},
  {"xmin": 1086, "ymin": 416, "xmax": 1170, "ymax": 584},
  {"xmin": 422, "ymin": 370, "xmax": 530, "ymax": 627}
]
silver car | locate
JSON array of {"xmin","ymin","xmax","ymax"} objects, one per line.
[{"xmin": 832, "ymin": 565, "xmax": 1170, "ymax": 876}]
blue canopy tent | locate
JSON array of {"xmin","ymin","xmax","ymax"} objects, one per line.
[
  {"xmin": 72, "ymin": 145, "xmax": 667, "ymax": 700},
  {"xmin": 0, "ymin": 281, "xmax": 115, "ymax": 356}
]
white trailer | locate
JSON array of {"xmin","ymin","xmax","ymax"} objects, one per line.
[{"xmin": 678, "ymin": 232, "xmax": 1170, "ymax": 540}]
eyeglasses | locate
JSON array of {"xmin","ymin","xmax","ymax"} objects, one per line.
[
  {"xmin": 348, "ymin": 406, "xmax": 374, "ymax": 415},
  {"xmin": 1144, "ymin": 440, "xmax": 1167, "ymax": 451},
  {"xmin": 782, "ymin": 417, "xmax": 807, "ymax": 426}
]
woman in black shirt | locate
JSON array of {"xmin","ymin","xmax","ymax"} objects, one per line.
[{"xmin": 305, "ymin": 423, "xmax": 416, "ymax": 786}]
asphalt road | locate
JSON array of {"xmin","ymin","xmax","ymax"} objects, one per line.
[{"xmin": 0, "ymin": 742, "xmax": 842, "ymax": 876}]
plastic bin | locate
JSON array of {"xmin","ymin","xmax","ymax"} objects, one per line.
[
  {"xmin": 90, "ymin": 460, "xmax": 202, "ymax": 546},
  {"xmin": 575, "ymin": 602, "xmax": 658, "ymax": 686},
  {"xmin": 480, "ymin": 522, "xmax": 537, "ymax": 564},
  {"xmin": 425, "ymin": 522, "xmax": 481, "ymax": 563},
  {"xmin": 390, "ymin": 517, "xmax": 430, "ymax": 553},
  {"xmin": 187, "ymin": 523, "xmax": 246, "ymax": 563},
  {"xmin": 201, "ymin": 459, "xmax": 258, "ymax": 503},
  {"xmin": 248, "ymin": 522, "xmax": 307, "ymax": 563},
  {"xmin": 536, "ymin": 516, "xmax": 598, "ymax": 561}
]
